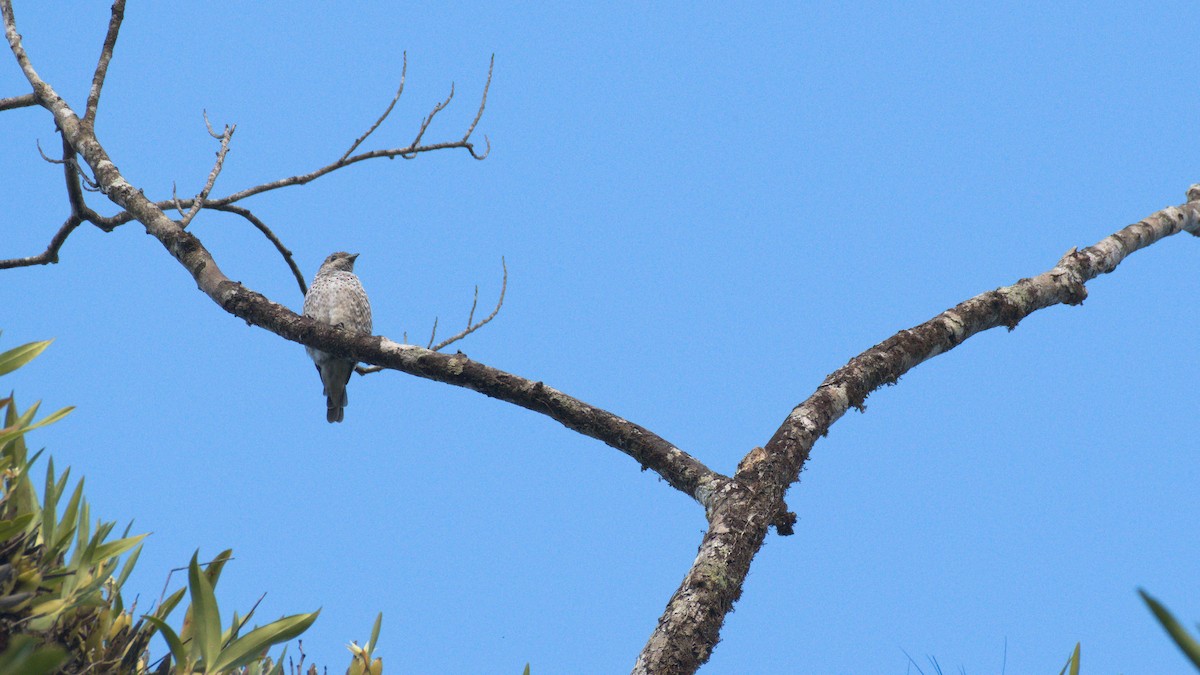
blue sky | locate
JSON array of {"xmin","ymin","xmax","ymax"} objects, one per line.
[{"xmin": 3, "ymin": 2, "xmax": 1199, "ymax": 672}]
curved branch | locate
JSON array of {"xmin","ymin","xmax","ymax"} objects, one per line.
[
  {"xmin": 206, "ymin": 203, "xmax": 307, "ymax": 296},
  {"xmin": 0, "ymin": 215, "xmax": 82, "ymax": 268},
  {"xmin": 0, "ymin": 133, "xmax": 103, "ymax": 269},
  {"xmin": 632, "ymin": 187, "xmax": 1200, "ymax": 674}
]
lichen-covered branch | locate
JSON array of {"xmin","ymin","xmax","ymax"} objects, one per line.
[
  {"xmin": 0, "ymin": 90, "xmax": 32, "ymax": 110},
  {"xmin": 83, "ymin": 0, "xmax": 124, "ymax": 125},
  {"xmin": 632, "ymin": 187, "xmax": 1200, "ymax": 674}
]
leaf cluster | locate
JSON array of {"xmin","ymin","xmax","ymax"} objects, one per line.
[{"xmin": 0, "ymin": 337, "xmax": 325, "ymax": 674}]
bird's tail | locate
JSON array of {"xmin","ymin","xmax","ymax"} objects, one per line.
[{"xmin": 320, "ymin": 360, "xmax": 354, "ymax": 424}]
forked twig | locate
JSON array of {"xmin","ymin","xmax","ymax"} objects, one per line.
[
  {"xmin": 340, "ymin": 52, "xmax": 407, "ymax": 162},
  {"xmin": 357, "ymin": 256, "xmax": 507, "ymax": 375},
  {"xmin": 62, "ymin": 56, "xmax": 494, "ymax": 230},
  {"xmin": 0, "ymin": 136, "xmax": 102, "ymax": 268},
  {"xmin": 402, "ymin": 82, "xmax": 455, "ymax": 158},
  {"xmin": 430, "ymin": 256, "xmax": 506, "ymax": 351},
  {"xmin": 179, "ymin": 111, "xmax": 236, "ymax": 228}
]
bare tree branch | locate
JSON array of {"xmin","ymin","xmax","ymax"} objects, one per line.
[
  {"xmin": 178, "ymin": 111, "xmax": 236, "ymax": 228},
  {"xmin": 425, "ymin": 316, "xmax": 440, "ymax": 349},
  {"xmin": 35, "ymin": 137, "xmax": 64, "ymax": 163},
  {"xmin": 0, "ymin": 135, "xmax": 102, "ymax": 269},
  {"xmin": 0, "ymin": 91, "xmax": 33, "ymax": 110},
  {"xmin": 357, "ymin": 257, "xmax": 508, "ymax": 375},
  {"xmin": 632, "ymin": 187, "xmax": 1200, "ymax": 674},
  {"xmin": 207, "ymin": 203, "xmax": 308, "ymax": 296},
  {"xmin": 430, "ymin": 257, "xmax": 506, "ymax": 351},
  {"xmin": 404, "ymin": 83, "xmax": 455, "ymax": 157},
  {"xmin": 16, "ymin": 5, "xmax": 1192, "ymax": 673},
  {"xmin": 83, "ymin": 0, "xmax": 124, "ymax": 126},
  {"xmin": 0, "ymin": 2, "xmax": 721, "ymax": 510},
  {"xmin": 24, "ymin": 52, "xmax": 492, "ymax": 234},
  {"xmin": 460, "ymin": 54, "xmax": 493, "ymax": 160},
  {"xmin": 0, "ymin": 216, "xmax": 81, "ymax": 268},
  {"xmin": 340, "ymin": 52, "xmax": 407, "ymax": 162}
]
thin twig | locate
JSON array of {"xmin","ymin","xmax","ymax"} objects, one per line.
[
  {"xmin": 36, "ymin": 138, "xmax": 65, "ymax": 164},
  {"xmin": 83, "ymin": 56, "xmax": 493, "ymax": 229},
  {"xmin": 461, "ymin": 54, "xmax": 493, "ymax": 160},
  {"xmin": 0, "ymin": 91, "xmax": 33, "ymax": 111},
  {"xmin": 0, "ymin": 217, "xmax": 82, "ymax": 268},
  {"xmin": 0, "ymin": 135, "xmax": 99, "ymax": 268},
  {"xmin": 83, "ymin": 0, "xmax": 125, "ymax": 125},
  {"xmin": 430, "ymin": 256, "xmax": 506, "ymax": 351},
  {"xmin": 466, "ymin": 285, "xmax": 480, "ymax": 326},
  {"xmin": 61, "ymin": 134, "xmax": 110, "ymax": 225},
  {"xmin": 208, "ymin": 203, "xmax": 308, "ymax": 295},
  {"xmin": 155, "ymin": 554, "xmax": 235, "ymax": 608},
  {"xmin": 357, "ymin": 257, "xmax": 508, "ymax": 374},
  {"xmin": 170, "ymin": 183, "xmax": 186, "ymax": 218},
  {"xmin": 425, "ymin": 316, "xmax": 439, "ymax": 349},
  {"xmin": 179, "ymin": 111, "xmax": 236, "ymax": 228},
  {"xmin": 402, "ymin": 83, "xmax": 455, "ymax": 158},
  {"xmin": 98, "ymin": 134, "xmax": 489, "ymax": 229},
  {"xmin": 76, "ymin": 163, "xmax": 100, "ymax": 191},
  {"xmin": 229, "ymin": 592, "xmax": 267, "ymax": 643},
  {"xmin": 340, "ymin": 52, "xmax": 407, "ymax": 162}
]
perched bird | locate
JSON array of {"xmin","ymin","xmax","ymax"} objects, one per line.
[{"xmin": 302, "ymin": 251, "xmax": 373, "ymax": 423}]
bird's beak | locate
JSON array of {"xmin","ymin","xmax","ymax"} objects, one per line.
[{"xmin": 349, "ymin": 253, "xmax": 360, "ymax": 262}]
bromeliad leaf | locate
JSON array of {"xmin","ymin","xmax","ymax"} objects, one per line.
[
  {"xmin": 0, "ymin": 339, "xmax": 52, "ymax": 377},
  {"xmin": 1140, "ymin": 588, "xmax": 1200, "ymax": 668},
  {"xmin": 143, "ymin": 615, "xmax": 190, "ymax": 671},
  {"xmin": 210, "ymin": 609, "xmax": 320, "ymax": 672},
  {"xmin": 188, "ymin": 552, "xmax": 222, "ymax": 671}
]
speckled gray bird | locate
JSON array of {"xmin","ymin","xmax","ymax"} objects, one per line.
[{"xmin": 302, "ymin": 251, "xmax": 373, "ymax": 423}]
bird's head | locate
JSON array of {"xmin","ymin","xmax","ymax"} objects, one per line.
[{"xmin": 320, "ymin": 251, "xmax": 360, "ymax": 273}]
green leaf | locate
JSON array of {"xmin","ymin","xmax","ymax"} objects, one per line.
[
  {"xmin": 203, "ymin": 549, "xmax": 235, "ymax": 586},
  {"xmin": 0, "ymin": 635, "xmax": 67, "ymax": 675},
  {"xmin": 156, "ymin": 587, "xmax": 187, "ymax": 621},
  {"xmin": 368, "ymin": 611, "xmax": 382, "ymax": 653},
  {"xmin": 189, "ymin": 552, "xmax": 222, "ymax": 671},
  {"xmin": 0, "ymin": 513, "xmax": 35, "ymax": 542},
  {"xmin": 41, "ymin": 458, "xmax": 59, "ymax": 554},
  {"xmin": 143, "ymin": 615, "xmax": 189, "ymax": 671},
  {"xmin": 90, "ymin": 533, "xmax": 147, "ymax": 566},
  {"xmin": 211, "ymin": 610, "xmax": 320, "ymax": 672},
  {"xmin": 268, "ymin": 646, "xmax": 287, "ymax": 675},
  {"xmin": 0, "ymin": 340, "xmax": 52, "ymax": 377},
  {"xmin": 1140, "ymin": 588, "xmax": 1200, "ymax": 668},
  {"xmin": 50, "ymin": 476, "xmax": 85, "ymax": 556},
  {"xmin": 0, "ymin": 405, "xmax": 74, "ymax": 448},
  {"xmin": 114, "ymin": 542, "xmax": 143, "ymax": 592}
]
